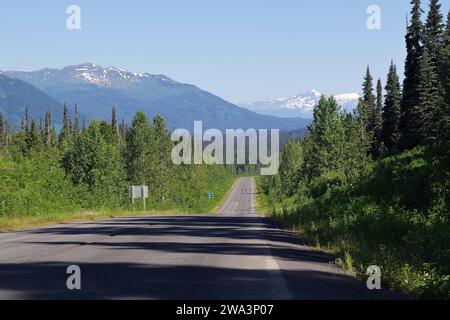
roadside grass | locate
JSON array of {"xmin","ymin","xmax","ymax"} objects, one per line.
[
  {"xmin": 254, "ymin": 176, "xmax": 271, "ymax": 215},
  {"xmin": 255, "ymin": 150, "xmax": 450, "ymax": 299},
  {"xmin": 0, "ymin": 176, "xmax": 239, "ymax": 233},
  {"xmin": 0, "ymin": 208, "xmax": 184, "ymax": 233}
]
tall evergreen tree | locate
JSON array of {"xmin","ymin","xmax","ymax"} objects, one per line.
[
  {"xmin": 44, "ymin": 111, "xmax": 52, "ymax": 147},
  {"xmin": 372, "ymin": 79, "xmax": 383, "ymax": 158},
  {"xmin": 73, "ymin": 104, "xmax": 80, "ymax": 135},
  {"xmin": 361, "ymin": 67, "xmax": 380, "ymax": 158},
  {"xmin": 25, "ymin": 119, "xmax": 43, "ymax": 152},
  {"xmin": 23, "ymin": 107, "xmax": 29, "ymax": 133},
  {"xmin": 0, "ymin": 113, "xmax": 5, "ymax": 149},
  {"xmin": 359, "ymin": 67, "xmax": 374, "ymax": 132},
  {"xmin": 363, "ymin": 66, "xmax": 376, "ymax": 112},
  {"xmin": 424, "ymin": 0, "xmax": 444, "ymax": 68},
  {"xmin": 443, "ymin": 11, "xmax": 450, "ymax": 107},
  {"xmin": 400, "ymin": 0, "xmax": 424, "ymax": 151},
  {"xmin": 382, "ymin": 62, "xmax": 402, "ymax": 153},
  {"xmin": 418, "ymin": 48, "xmax": 443, "ymax": 143},
  {"xmin": 59, "ymin": 103, "xmax": 72, "ymax": 148},
  {"xmin": 111, "ymin": 107, "xmax": 120, "ymax": 145}
]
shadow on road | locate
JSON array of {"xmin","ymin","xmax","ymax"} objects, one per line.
[{"xmin": 0, "ymin": 216, "xmax": 405, "ymax": 300}]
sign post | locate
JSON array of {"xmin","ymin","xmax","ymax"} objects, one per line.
[{"xmin": 128, "ymin": 186, "xmax": 149, "ymax": 210}]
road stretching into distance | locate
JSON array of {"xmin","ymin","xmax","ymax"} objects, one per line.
[{"xmin": 0, "ymin": 177, "xmax": 400, "ymax": 299}]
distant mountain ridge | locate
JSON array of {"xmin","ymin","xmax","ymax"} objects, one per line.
[
  {"xmin": 0, "ymin": 74, "xmax": 65, "ymax": 128},
  {"xmin": 241, "ymin": 90, "xmax": 360, "ymax": 119},
  {"xmin": 1, "ymin": 64, "xmax": 310, "ymax": 131}
]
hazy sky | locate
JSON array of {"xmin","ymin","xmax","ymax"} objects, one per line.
[{"xmin": 0, "ymin": 0, "xmax": 449, "ymax": 103}]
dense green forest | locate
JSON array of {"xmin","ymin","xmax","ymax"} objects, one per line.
[
  {"xmin": 0, "ymin": 104, "xmax": 237, "ymax": 231},
  {"xmin": 259, "ymin": 0, "xmax": 450, "ymax": 298}
]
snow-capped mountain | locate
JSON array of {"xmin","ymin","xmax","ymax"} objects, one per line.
[
  {"xmin": 241, "ymin": 90, "xmax": 360, "ymax": 119},
  {"xmin": 1, "ymin": 63, "xmax": 311, "ymax": 131},
  {"xmin": 1, "ymin": 63, "xmax": 178, "ymax": 90}
]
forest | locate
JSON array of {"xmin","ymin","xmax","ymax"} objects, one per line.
[
  {"xmin": 0, "ymin": 105, "xmax": 237, "ymax": 231},
  {"xmin": 258, "ymin": 0, "xmax": 450, "ymax": 298}
]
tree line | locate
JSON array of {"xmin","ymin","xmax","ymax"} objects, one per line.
[
  {"xmin": 0, "ymin": 104, "xmax": 237, "ymax": 217},
  {"xmin": 359, "ymin": 0, "xmax": 449, "ymax": 159},
  {"xmin": 260, "ymin": 0, "xmax": 450, "ymax": 298}
]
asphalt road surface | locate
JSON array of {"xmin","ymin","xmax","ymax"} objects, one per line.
[{"xmin": 0, "ymin": 177, "xmax": 400, "ymax": 300}]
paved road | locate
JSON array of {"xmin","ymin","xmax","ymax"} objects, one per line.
[{"xmin": 0, "ymin": 177, "xmax": 398, "ymax": 299}]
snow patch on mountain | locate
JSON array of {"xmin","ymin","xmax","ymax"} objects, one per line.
[
  {"xmin": 2, "ymin": 63, "xmax": 180, "ymax": 90},
  {"xmin": 59, "ymin": 63, "xmax": 179, "ymax": 88},
  {"xmin": 241, "ymin": 90, "xmax": 360, "ymax": 119}
]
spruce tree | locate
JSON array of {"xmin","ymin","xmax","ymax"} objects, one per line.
[
  {"xmin": 27, "ymin": 119, "xmax": 41, "ymax": 150},
  {"xmin": 44, "ymin": 111, "xmax": 52, "ymax": 147},
  {"xmin": 424, "ymin": 0, "xmax": 444, "ymax": 69},
  {"xmin": 418, "ymin": 48, "xmax": 443, "ymax": 144},
  {"xmin": 59, "ymin": 103, "xmax": 72, "ymax": 148},
  {"xmin": 443, "ymin": 11, "xmax": 450, "ymax": 107},
  {"xmin": 111, "ymin": 107, "xmax": 120, "ymax": 145},
  {"xmin": 73, "ymin": 104, "xmax": 80, "ymax": 135},
  {"xmin": 400, "ymin": 0, "xmax": 424, "ymax": 151},
  {"xmin": 24, "ymin": 107, "xmax": 29, "ymax": 133},
  {"xmin": 372, "ymin": 79, "xmax": 383, "ymax": 158},
  {"xmin": 361, "ymin": 67, "xmax": 380, "ymax": 158},
  {"xmin": 382, "ymin": 62, "xmax": 402, "ymax": 153},
  {"xmin": 0, "ymin": 113, "xmax": 5, "ymax": 149},
  {"xmin": 363, "ymin": 66, "xmax": 376, "ymax": 113}
]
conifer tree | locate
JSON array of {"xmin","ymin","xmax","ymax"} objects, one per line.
[
  {"xmin": 443, "ymin": 11, "xmax": 450, "ymax": 107},
  {"xmin": 424, "ymin": 0, "xmax": 444, "ymax": 69},
  {"xmin": 359, "ymin": 67, "xmax": 374, "ymax": 132},
  {"xmin": 25, "ymin": 119, "xmax": 43, "ymax": 152},
  {"xmin": 363, "ymin": 66, "xmax": 376, "ymax": 113},
  {"xmin": 73, "ymin": 104, "xmax": 80, "ymax": 135},
  {"xmin": 24, "ymin": 107, "xmax": 29, "ymax": 133},
  {"xmin": 361, "ymin": 67, "xmax": 380, "ymax": 158},
  {"xmin": 0, "ymin": 113, "xmax": 5, "ymax": 149},
  {"xmin": 59, "ymin": 103, "xmax": 72, "ymax": 148},
  {"xmin": 418, "ymin": 48, "xmax": 442, "ymax": 143},
  {"xmin": 44, "ymin": 111, "xmax": 52, "ymax": 147},
  {"xmin": 400, "ymin": 0, "xmax": 424, "ymax": 151},
  {"xmin": 372, "ymin": 79, "xmax": 383, "ymax": 158},
  {"xmin": 111, "ymin": 107, "xmax": 120, "ymax": 145},
  {"xmin": 382, "ymin": 62, "xmax": 402, "ymax": 153}
]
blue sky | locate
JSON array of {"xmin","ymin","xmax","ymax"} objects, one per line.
[{"xmin": 0, "ymin": 0, "xmax": 449, "ymax": 103}]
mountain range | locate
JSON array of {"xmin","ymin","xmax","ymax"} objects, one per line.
[
  {"xmin": 240, "ymin": 90, "xmax": 360, "ymax": 119},
  {"xmin": 0, "ymin": 64, "xmax": 310, "ymax": 132},
  {"xmin": 0, "ymin": 75, "xmax": 65, "ymax": 127}
]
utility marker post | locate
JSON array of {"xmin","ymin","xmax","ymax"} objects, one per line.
[{"xmin": 129, "ymin": 186, "xmax": 149, "ymax": 210}]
